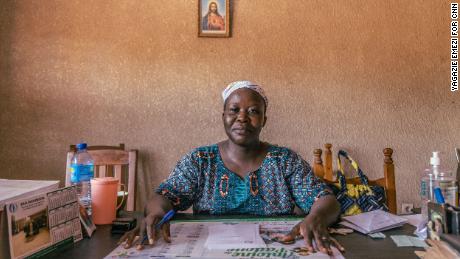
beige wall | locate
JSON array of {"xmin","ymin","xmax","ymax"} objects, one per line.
[{"xmin": 0, "ymin": 0, "xmax": 458, "ymax": 212}]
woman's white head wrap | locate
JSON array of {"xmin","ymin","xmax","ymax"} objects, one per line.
[{"xmin": 222, "ymin": 81, "xmax": 268, "ymax": 107}]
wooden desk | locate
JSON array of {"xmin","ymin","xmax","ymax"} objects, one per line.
[
  {"xmin": 334, "ymin": 224, "xmax": 423, "ymax": 259},
  {"xmin": 47, "ymin": 215, "xmax": 423, "ymax": 259}
]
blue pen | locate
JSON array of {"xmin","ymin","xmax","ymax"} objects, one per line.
[
  {"xmin": 434, "ymin": 187, "xmax": 445, "ymax": 204},
  {"xmin": 156, "ymin": 209, "xmax": 175, "ymax": 230},
  {"xmin": 139, "ymin": 234, "xmax": 148, "ymax": 246}
]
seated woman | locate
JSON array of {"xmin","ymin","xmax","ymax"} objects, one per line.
[{"xmin": 121, "ymin": 81, "xmax": 343, "ymax": 254}]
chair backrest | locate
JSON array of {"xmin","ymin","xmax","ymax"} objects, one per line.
[
  {"xmin": 313, "ymin": 143, "xmax": 396, "ymax": 214},
  {"xmin": 65, "ymin": 144, "xmax": 138, "ymax": 212}
]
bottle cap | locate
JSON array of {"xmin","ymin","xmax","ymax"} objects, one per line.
[
  {"xmin": 76, "ymin": 143, "xmax": 87, "ymax": 150},
  {"xmin": 430, "ymin": 151, "xmax": 440, "ymax": 166}
]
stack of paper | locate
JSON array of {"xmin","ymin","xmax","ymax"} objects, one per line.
[
  {"xmin": 340, "ymin": 209, "xmax": 407, "ymax": 234},
  {"xmin": 204, "ymin": 223, "xmax": 266, "ymax": 250},
  {"xmin": 0, "ymin": 179, "xmax": 59, "ymax": 210}
]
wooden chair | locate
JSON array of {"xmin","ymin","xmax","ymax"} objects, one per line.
[
  {"xmin": 313, "ymin": 143, "xmax": 397, "ymax": 214},
  {"xmin": 65, "ymin": 144, "xmax": 138, "ymax": 212}
]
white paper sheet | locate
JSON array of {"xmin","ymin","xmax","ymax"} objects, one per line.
[
  {"xmin": 340, "ymin": 209, "xmax": 407, "ymax": 234},
  {"xmin": 205, "ymin": 223, "xmax": 266, "ymax": 250},
  {"xmin": 390, "ymin": 235, "xmax": 428, "ymax": 247},
  {"xmin": 401, "ymin": 214, "xmax": 423, "ymax": 227}
]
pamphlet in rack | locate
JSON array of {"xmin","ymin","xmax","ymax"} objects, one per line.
[
  {"xmin": 79, "ymin": 201, "xmax": 96, "ymax": 237},
  {"xmin": 0, "ymin": 179, "xmax": 60, "ymax": 259},
  {"xmin": 6, "ymin": 186, "xmax": 83, "ymax": 259}
]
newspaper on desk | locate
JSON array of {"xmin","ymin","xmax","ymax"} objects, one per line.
[
  {"xmin": 6, "ymin": 186, "xmax": 82, "ymax": 259},
  {"xmin": 107, "ymin": 220, "xmax": 344, "ymax": 259}
]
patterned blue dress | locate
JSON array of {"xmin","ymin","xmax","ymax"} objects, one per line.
[{"xmin": 156, "ymin": 144, "xmax": 331, "ymax": 216}]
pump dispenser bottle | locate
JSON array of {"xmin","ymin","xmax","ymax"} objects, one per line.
[{"xmin": 420, "ymin": 152, "xmax": 457, "ymax": 218}]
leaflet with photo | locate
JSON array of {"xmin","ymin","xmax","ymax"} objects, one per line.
[{"xmin": 6, "ymin": 186, "xmax": 82, "ymax": 259}]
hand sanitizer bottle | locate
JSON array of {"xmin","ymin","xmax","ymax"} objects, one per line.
[{"xmin": 421, "ymin": 152, "xmax": 458, "ymax": 218}]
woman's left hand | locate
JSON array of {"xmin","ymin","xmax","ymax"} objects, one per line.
[{"xmin": 276, "ymin": 213, "xmax": 345, "ymax": 255}]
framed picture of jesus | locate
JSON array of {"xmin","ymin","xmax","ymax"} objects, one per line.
[{"xmin": 199, "ymin": 0, "xmax": 230, "ymax": 37}]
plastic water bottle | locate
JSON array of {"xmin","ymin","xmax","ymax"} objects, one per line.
[{"xmin": 70, "ymin": 143, "xmax": 95, "ymax": 216}]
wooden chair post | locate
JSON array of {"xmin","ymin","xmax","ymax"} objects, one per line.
[
  {"xmin": 383, "ymin": 148, "xmax": 397, "ymax": 214},
  {"xmin": 114, "ymin": 165, "xmax": 123, "ymax": 192},
  {"xmin": 324, "ymin": 143, "xmax": 333, "ymax": 181},
  {"xmin": 65, "ymin": 151, "xmax": 75, "ymax": 187},
  {"xmin": 313, "ymin": 149, "xmax": 324, "ymax": 178},
  {"xmin": 126, "ymin": 150, "xmax": 137, "ymax": 212}
]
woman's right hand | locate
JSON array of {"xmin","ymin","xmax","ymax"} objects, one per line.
[{"xmin": 118, "ymin": 194, "xmax": 172, "ymax": 249}]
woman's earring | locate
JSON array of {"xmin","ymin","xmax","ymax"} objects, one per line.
[{"xmin": 219, "ymin": 174, "xmax": 229, "ymax": 198}]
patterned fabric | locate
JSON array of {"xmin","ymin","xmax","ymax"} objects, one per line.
[
  {"xmin": 222, "ymin": 81, "xmax": 268, "ymax": 107},
  {"xmin": 329, "ymin": 150, "xmax": 388, "ymax": 216},
  {"xmin": 156, "ymin": 144, "xmax": 332, "ymax": 216}
]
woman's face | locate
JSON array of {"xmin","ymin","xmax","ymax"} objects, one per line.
[{"xmin": 222, "ymin": 88, "xmax": 267, "ymax": 146}]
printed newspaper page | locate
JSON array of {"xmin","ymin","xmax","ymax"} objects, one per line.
[
  {"xmin": 6, "ymin": 186, "xmax": 82, "ymax": 259},
  {"xmin": 107, "ymin": 220, "xmax": 344, "ymax": 259}
]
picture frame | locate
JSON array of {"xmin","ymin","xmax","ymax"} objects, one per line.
[
  {"xmin": 428, "ymin": 202, "xmax": 448, "ymax": 240},
  {"xmin": 198, "ymin": 0, "xmax": 230, "ymax": 37}
]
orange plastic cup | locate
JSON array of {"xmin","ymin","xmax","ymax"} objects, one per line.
[{"xmin": 91, "ymin": 177, "xmax": 125, "ymax": 225}]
